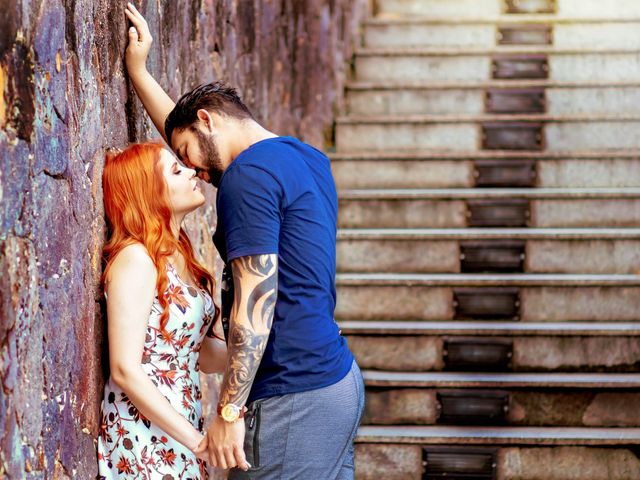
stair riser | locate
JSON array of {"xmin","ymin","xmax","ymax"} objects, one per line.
[
  {"xmin": 336, "ymin": 121, "xmax": 640, "ymax": 151},
  {"xmin": 539, "ymin": 159, "xmax": 640, "ymax": 188},
  {"xmin": 332, "ymin": 160, "xmax": 475, "ymax": 189},
  {"xmin": 355, "ymin": 53, "xmax": 640, "ymax": 83},
  {"xmin": 338, "ymin": 199, "xmax": 640, "ymax": 228},
  {"xmin": 346, "ymin": 335, "xmax": 640, "ymax": 372},
  {"xmin": 365, "ymin": 23, "xmax": 640, "ymax": 49},
  {"xmin": 375, "ymin": 0, "xmax": 640, "ymax": 18},
  {"xmin": 355, "ymin": 444, "xmax": 640, "ymax": 480},
  {"xmin": 366, "ymin": 24, "xmax": 496, "ymax": 48},
  {"xmin": 333, "ymin": 159, "xmax": 640, "ymax": 189},
  {"xmin": 347, "ymin": 87, "xmax": 640, "ymax": 116},
  {"xmin": 336, "ymin": 286, "xmax": 640, "ymax": 321},
  {"xmin": 337, "ymin": 239, "xmax": 640, "ymax": 274},
  {"xmin": 375, "ymin": 0, "xmax": 502, "ymax": 18},
  {"xmin": 526, "ymin": 240, "xmax": 640, "ymax": 274},
  {"xmin": 363, "ymin": 389, "xmax": 640, "ymax": 427}
]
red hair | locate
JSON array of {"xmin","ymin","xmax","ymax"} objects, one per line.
[{"xmin": 101, "ymin": 142, "xmax": 215, "ymax": 335}]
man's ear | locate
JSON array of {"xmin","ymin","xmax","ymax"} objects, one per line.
[{"xmin": 196, "ymin": 108, "xmax": 214, "ymax": 131}]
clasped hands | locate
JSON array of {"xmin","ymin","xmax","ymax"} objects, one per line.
[{"xmin": 192, "ymin": 414, "xmax": 251, "ymax": 471}]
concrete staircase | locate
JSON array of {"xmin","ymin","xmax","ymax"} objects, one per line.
[{"xmin": 333, "ymin": 1, "xmax": 640, "ymax": 478}]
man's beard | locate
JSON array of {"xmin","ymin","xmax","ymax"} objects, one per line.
[{"xmin": 193, "ymin": 128, "xmax": 225, "ymax": 188}]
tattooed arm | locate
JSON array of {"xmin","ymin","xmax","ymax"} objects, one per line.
[
  {"xmin": 199, "ymin": 253, "xmax": 278, "ymax": 470},
  {"xmin": 220, "ymin": 254, "xmax": 278, "ymax": 406}
]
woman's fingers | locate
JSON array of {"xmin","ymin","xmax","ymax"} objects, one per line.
[
  {"xmin": 194, "ymin": 436, "xmax": 207, "ymax": 453},
  {"xmin": 124, "ymin": 10, "xmax": 145, "ymax": 39},
  {"xmin": 197, "ymin": 451, "xmax": 212, "ymax": 463},
  {"xmin": 124, "ymin": 9, "xmax": 141, "ymax": 34},
  {"xmin": 125, "ymin": 4, "xmax": 150, "ymax": 42},
  {"xmin": 127, "ymin": 3, "xmax": 148, "ymax": 28}
]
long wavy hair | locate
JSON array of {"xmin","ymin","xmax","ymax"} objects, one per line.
[{"xmin": 101, "ymin": 142, "xmax": 215, "ymax": 335}]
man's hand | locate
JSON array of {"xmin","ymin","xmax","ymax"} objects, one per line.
[
  {"xmin": 196, "ymin": 415, "xmax": 250, "ymax": 471},
  {"xmin": 124, "ymin": 2, "xmax": 152, "ymax": 76}
]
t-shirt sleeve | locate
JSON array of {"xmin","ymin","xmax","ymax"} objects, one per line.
[{"xmin": 217, "ymin": 164, "xmax": 284, "ymax": 262}]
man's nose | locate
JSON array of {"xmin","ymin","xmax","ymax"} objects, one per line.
[{"xmin": 197, "ymin": 170, "xmax": 211, "ymax": 183}]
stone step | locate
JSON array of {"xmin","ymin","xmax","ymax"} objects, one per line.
[
  {"xmin": 343, "ymin": 320, "xmax": 640, "ymax": 373},
  {"xmin": 335, "ymin": 273, "xmax": 640, "ymax": 322},
  {"xmin": 354, "ymin": 47, "xmax": 640, "ymax": 83},
  {"xmin": 356, "ymin": 439, "xmax": 640, "ymax": 480},
  {"xmin": 357, "ymin": 425, "xmax": 640, "ymax": 444},
  {"xmin": 338, "ymin": 188, "xmax": 640, "ymax": 228},
  {"xmin": 363, "ymin": 371, "xmax": 640, "ymax": 388},
  {"xmin": 364, "ymin": 19, "xmax": 640, "ymax": 49},
  {"xmin": 361, "ymin": 372, "xmax": 640, "ymax": 427},
  {"xmin": 330, "ymin": 150, "xmax": 640, "ymax": 189},
  {"xmin": 337, "ymin": 273, "xmax": 640, "ymax": 286},
  {"xmin": 343, "ymin": 321, "xmax": 640, "ymax": 373},
  {"xmin": 374, "ymin": 0, "xmax": 640, "ymax": 19},
  {"xmin": 336, "ymin": 228, "xmax": 640, "ymax": 273},
  {"xmin": 335, "ymin": 114, "xmax": 640, "ymax": 151},
  {"xmin": 339, "ymin": 320, "xmax": 640, "ymax": 336},
  {"xmin": 346, "ymin": 83, "xmax": 640, "ymax": 116}
]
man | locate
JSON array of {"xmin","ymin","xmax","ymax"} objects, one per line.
[{"xmin": 123, "ymin": 4, "xmax": 364, "ymax": 479}]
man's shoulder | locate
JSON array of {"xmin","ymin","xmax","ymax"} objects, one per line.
[
  {"xmin": 238, "ymin": 136, "xmax": 327, "ymax": 166},
  {"xmin": 221, "ymin": 136, "xmax": 330, "ymax": 197},
  {"xmin": 224, "ymin": 138, "xmax": 295, "ymax": 180}
]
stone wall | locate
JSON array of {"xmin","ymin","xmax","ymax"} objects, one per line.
[{"xmin": 0, "ymin": 0, "xmax": 367, "ymax": 476}]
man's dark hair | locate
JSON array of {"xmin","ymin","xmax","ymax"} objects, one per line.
[{"xmin": 164, "ymin": 82, "xmax": 254, "ymax": 144}]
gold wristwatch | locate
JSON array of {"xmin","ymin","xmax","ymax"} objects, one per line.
[{"xmin": 217, "ymin": 402, "xmax": 246, "ymax": 423}]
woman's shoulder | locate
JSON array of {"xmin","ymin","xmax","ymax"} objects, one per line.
[{"xmin": 106, "ymin": 243, "xmax": 157, "ymax": 284}]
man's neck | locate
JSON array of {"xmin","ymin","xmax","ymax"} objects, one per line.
[{"xmin": 227, "ymin": 121, "xmax": 279, "ymax": 165}]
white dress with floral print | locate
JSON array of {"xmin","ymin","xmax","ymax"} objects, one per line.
[{"xmin": 97, "ymin": 263, "xmax": 215, "ymax": 479}]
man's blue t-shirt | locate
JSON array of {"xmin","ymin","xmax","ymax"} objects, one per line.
[{"xmin": 212, "ymin": 136, "xmax": 354, "ymax": 403}]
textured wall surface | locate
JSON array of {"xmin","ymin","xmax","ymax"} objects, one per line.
[{"xmin": 0, "ymin": 0, "xmax": 366, "ymax": 477}]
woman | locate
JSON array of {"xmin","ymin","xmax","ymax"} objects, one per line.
[{"xmin": 97, "ymin": 142, "xmax": 226, "ymax": 479}]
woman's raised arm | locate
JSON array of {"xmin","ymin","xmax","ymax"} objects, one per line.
[{"xmin": 124, "ymin": 3, "xmax": 175, "ymax": 142}]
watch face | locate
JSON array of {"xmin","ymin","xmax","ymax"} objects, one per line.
[{"xmin": 221, "ymin": 404, "xmax": 240, "ymax": 422}]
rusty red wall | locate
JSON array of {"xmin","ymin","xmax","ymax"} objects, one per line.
[{"xmin": 0, "ymin": 0, "xmax": 366, "ymax": 476}]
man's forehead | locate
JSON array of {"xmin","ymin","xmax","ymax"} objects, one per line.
[{"xmin": 169, "ymin": 130, "xmax": 182, "ymax": 152}]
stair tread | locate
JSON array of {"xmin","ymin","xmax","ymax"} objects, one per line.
[
  {"xmin": 337, "ymin": 113, "xmax": 640, "ymax": 124},
  {"xmin": 330, "ymin": 149, "xmax": 640, "ymax": 161},
  {"xmin": 336, "ymin": 273, "xmax": 640, "ymax": 286},
  {"xmin": 367, "ymin": 16, "xmax": 640, "ymax": 25},
  {"xmin": 338, "ymin": 187, "xmax": 640, "ymax": 199},
  {"xmin": 356, "ymin": 425, "xmax": 640, "ymax": 444},
  {"xmin": 339, "ymin": 320, "xmax": 640, "ymax": 336},
  {"xmin": 347, "ymin": 79, "xmax": 640, "ymax": 90},
  {"xmin": 357, "ymin": 46, "xmax": 640, "ymax": 56},
  {"xmin": 362, "ymin": 371, "xmax": 640, "ymax": 388},
  {"xmin": 337, "ymin": 227, "xmax": 640, "ymax": 240}
]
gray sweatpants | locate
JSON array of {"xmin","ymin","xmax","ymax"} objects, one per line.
[{"xmin": 229, "ymin": 360, "xmax": 365, "ymax": 480}]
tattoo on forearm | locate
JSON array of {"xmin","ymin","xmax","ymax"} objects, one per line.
[
  {"xmin": 219, "ymin": 324, "xmax": 269, "ymax": 405},
  {"xmin": 220, "ymin": 254, "xmax": 277, "ymax": 406}
]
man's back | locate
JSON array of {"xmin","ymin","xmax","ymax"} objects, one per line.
[{"xmin": 214, "ymin": 136, "xmax": 354, "ymax": 402}]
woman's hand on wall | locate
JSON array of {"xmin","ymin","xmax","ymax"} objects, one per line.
[
  {"xmin": 122, "ymin": 2, "xmax": 176, "ymax": 141},
  {"xmin": 125, "ymin": 2, "xmax": 152, "ymax": 77}
]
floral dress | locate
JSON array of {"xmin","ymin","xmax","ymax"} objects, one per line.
[{"xmin": 97, "ymin": 263, "xmax": 216, "ymax": 479}]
